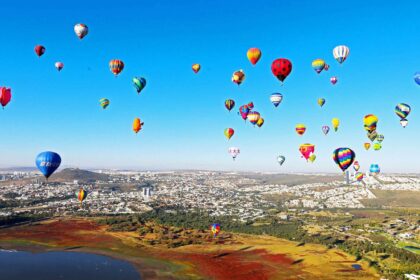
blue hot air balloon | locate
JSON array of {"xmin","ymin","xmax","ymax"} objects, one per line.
[
  {"xmin": 369, "ymin": 164, "xmax": 380, "ymax": 175},
  {"xmin": 35, "ymin": 151, "xmax": 61, "ymax": 179},
  {"xmin": 414, "ymin": 72, "xmax": 420, "ymax": 86}
]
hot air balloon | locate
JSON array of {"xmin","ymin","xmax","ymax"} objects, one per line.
[
  {"xmin": 55, "ymin": 62, "xmax": 64, "ymax": 71},
  {"xmin": 256, "ymin": 117, "xmax": 264, "ymax": 128},
  {"xmin": 332, "ymin": 118, "xmax": 340, "ymax": 132},
  {"xmin": 414, "ymin": 72, "xmax": 420, "ymax": 85},
  {"xmin": 355, "ymin": 172, "xmax": 364, "ymax": 182},
  {"xmin": 299, "ymin": 144, "xmax": 315, "ymax": 161},
  {"xmin": 0, "ymin": 87, "xmax": 12, "ymax": 108},
  {"xmin": 239, "ymin": 105, "xmax": 250, "ymax": 121},
  {"xmin": 395, "ymin": 103, "xmax": 411, "ymax": 128},
  {"xmin": 34, "ymin": 45, "xmax": 45, "ymax": 57},
  {"xmin": 332, "ymin": 148, "xmax": 355, "ymax": 172},
  {"xmin": 247, "ymin": 111, "xmax": 260, "ymax": 125},
  {"xmin": 333, "ymin": 45, "xmax": 350, "ymax": 64},
  {"xmin": 308, "ymin": 154, "xmax": 317, "ymax": 163},
  {"xmin": 322, "ymin": 125, "xmax": 330, "ymax": 135},
  {"xmin": 77, "ymin": 188, "xmax": 87, "ymax": 206},
  {"xmin": 133, "ymin": 118, "xmax": 144, "ymax": 133},
  {"xmin": 370, "ymin": 164, "xmax": 380, "ymax": 175},
  {"xmin": 99, "ymin": 98, "xmax": 110, "ymax": 109},
  {"xmin": 400, "ymin": 119, "xmax": 409, "ymax": 128},
  {"xmin": 318, "ymin": 98, "xmax": 325, "ymax": 107},
  {"xmin": 192, "ymin": 63, "xmax": 201, "ymax": 73},
  {"xmin": 232, "ymin": 70, "xmax": 245, "ymax": 85},
  {"xmin": 210, "ymin": 223, "xmax": 221, "ymax": 237},
  {"xmin": 367, "ymin": 131, "xmax": 378, "ymax": 142},
  {"xmin": 373, "ymin": 143, "xmax": 382, "ymax": 151},
  {"xmin": 270, "ymin": 93, "xmax": 283, "ymax": 107},
  {"xmin": 271, "ymin": 58, "xmax": 292, "ymax": 83},
  {"xmin": 247, "ymin": 102, "xmax": 254, "ymax": 110},
  {"xmin": 247, "ymin": 48, "xmax": 262, "ymax": 65},
  {"xmin": 228, "ymin": 147, "xmax": 240, "ymax": 160},
  {"xmin": 324, "ymin": 64, "xmax": 330, "ymax": 71},
  {"xmin": 353, "ymin": 161, "xmax": 360, "ymax": 172},
  {"xmin": 35, "ymin": 151, "xmax": 61, "ymax": 179},
  {"xmin": 74, "ymin": 23, "xmax": 88, "ymax": 39},
  {"xmin": 363, "ymin": 114, "xmax": 378, "ymax": 132},
  {"xmin": 364, "ymin": 143, "xmax": 371, "ymax": 150},
  {"xmin": 296, "ymin": 124, "xmax": 306, "ymax": 135},
  {"xmin": 376, "ymin": 134, "xmax": 384, "ymax": 143},
  {"xmin": 224, "ymin": 128, "xmax": 234, "ymax": 140},
  {"xmin": 225, "ymin": 99, "xmax": 235, "ymax": 112},
  {"xmin": 133, "ymin": 77, "xmax": 146, "ymax": 94},
  {"xmin": 312, "ymin": 59, "xmax": 326, "ymax": 74},
  {"xmin": 277, "ymin": 155, "xmax": 285, "ymax": 166},
  {"xmin": 330, "ymin": 76, "xmax": 338, "ymax": 85},
  {"xmin": 109, "ymin": 59, "xmax": 124, "ymax": 76}
]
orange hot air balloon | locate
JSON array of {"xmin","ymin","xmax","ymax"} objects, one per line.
[
  {"xmin": 77, "ymin": 188, "xmax": 87, "ymax": 207},
  {"xmin": 192, "ymin": 63, "xmax": 201, "ymax": 73},
  {"xmin": 364, "ymin": 143, "xmax": 371, "ymax": 150},
  {"xmin": 109, "ymin": 59, "xmax": 124, "ymax": 76},
  {"xmin": 232, "ymin": 70, "xmax": 245, "ymax": 85},
  {"xmin": 133, "ymin": 118, "xmax": 144, "ymax": 133},
  {"xmin": 295, "ymin": 124, "xmax": 306, "ymax": 135},
  {"xmin": 247, "ymin": 48, "xmax": 262, "ymax": 65}
]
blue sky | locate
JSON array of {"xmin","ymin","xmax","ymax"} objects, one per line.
[{"xmin": 0, "ymin": 0, "xmax": 419, "ymax": 172}]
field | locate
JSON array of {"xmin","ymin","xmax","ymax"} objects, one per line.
[
  {"xmin": 0, "ymin": 217, "xmax": 380, "ymax": 280},
  {"xmin": 361, "ymin": 190, "xmax": 420, "ymax": 208}
]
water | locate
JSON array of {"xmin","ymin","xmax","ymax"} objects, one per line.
[
  {"xmin": 351, "ymin": 264, "xmax": 362, "ymax": 270},
  {"xmin": 0, "ymin": 250, "xmax": 141, "ymax": 280}
]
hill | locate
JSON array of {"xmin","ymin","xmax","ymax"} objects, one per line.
[{"xmin": 49, "ymin": 168, "xmax": 110, "ymax": 183}]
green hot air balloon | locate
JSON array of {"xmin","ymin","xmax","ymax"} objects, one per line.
[{"xmin": 99, "ymin": 98, "xmax": 110, "ymax": 109}]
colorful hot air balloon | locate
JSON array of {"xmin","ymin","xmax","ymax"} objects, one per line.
[
  {"xmin": 369, "ymin": 164, "xmax": 380, "ymax": 175},
  {"xmin": 228, "ymin": 147, "xmax": 240, "ymax": 160},
  {"xmin": 353, "ymin": 161, "xmax": 360, "ymax": 172},
  {"xmin": 324, "ymin": 64, "xmax": 330, "ymax": 71},
  {"xmin": 109, "ymin": 59, "xmax": 124, "ymax": 76},
  {"xmin": 296, "ymin": 124, "xmax": 306, "ymax": 135},
  {"xmin": 239, "ymin": 105, "xmax": 250, "ymax": 121},
  {"xmin": 271, "ymin": 58, "xmax": 292, "ymax": 83},
  {"xmin": 395, "ymin": 103, "xmax": 411, "ymax": 128},
  {"xmin": 270, "ymin": 93, "xmax": 283, "ymax": 107},
  {"xmin": 367, "ymin": 131, "xmax": 378, "ymax": 142},
  {"xmin": 332, "ymin": 148, "xmax": 355, "ymax": 172},
  {"xmin": 99, "ymin": 98, "xmax": 110, "ymax": 109},
  {"xmin": 192, "ymin": 63, "xmax": 201, "ymax": 73},
  {"xmin": 363, "ymin": 114, "xmax": 378, "ymax": 132},
  {"xmin": 364, "ymin": 143, "xmax": 371, "ymax": 150},
  {"xmin": 35, "ymin": 151, "xmax": 61, "ymax": 179},
  {"xmin": 232, "ymin": 70, "xmax": 245, "ymax": 85},
  {"xmin": 373, "ymin": 143, "xmax": 382, "ymax": 151},
  {"xmin": 55, "ymin": 62, "xmax": 64, "ymax": 71},
  {"xmin": 322, "ymin": 125, "xmax": 330, "ymax": 135},
  {"xmin": 210, "ymin": 223, "xmax": 221, "ymax": 237},
  {"xmin": 225, "ymin": 99, "xmax": 235, "ymax": 112},
  {"xmin": 277, "ymin": 155, "xmax": 285, "ymax": 166},
  {"xmin": 317, "ymin": 98, "xmax": 325, "ymax": 107},
  {"xmin": 0, "ymin": 87, "xmax": 12, "ymax": 108},
  {"xmin": 74, "ymin": 23, "xmax": 88, "ymax": 39},
  {"xmin": 247, "ymin": 48, "xmax": 262, "ymax": 65},
  {"xmin": 312, "ymin": 59, "xmax": 326, "ymax": 74},
  {"xmin": 376, "ymin": 134, "xmax": 384, "ymax": 143},
  {"xmin": 224, "ymin": 128, "xmax": 234, "ymax": 140},
  {"xmin": 333, "ymin": 45, "xmax": 350, "ymax": 64},
  {"xmin": 332, "ymin": 118, "xmax": 340, "ymax": 132},
  {"xmin": 330, "ymin": 76, "xmax": 338, "ymax": 85},
  {"xmin": 299, "ymin": 144, "xmax": 315, "ymax": 161},
  {"xmin": 256, "ymin": 117, "xmax": 264, "ymax": 128},
  {"xmin": 414, "ymin": 72, "xmax": 420, "ymax": 85},
  {"xmin": 77, "ymin": 188, "xmax": 87, "ymax": 206},
  {"xmin": 355, "ymin": 172, "xmax": 364, "ymax": 182},
  {"xmin": 247, "ymin": 102, "xmax": 254, "ymax": 110},
  {"xmin": 133, "ymin": 118, "xmax": 144, "ymax": 134},
  {"xmin": 247, "ymin": 111, "xmax": 261, "ymax": 125},
  {"xmin": 133, "ymin": 77, "xmax": 146, "ymax": 94},
  {"xmin": 34, "ymin": 45, "xmax": 45, "ymax": 57},
  {"xmin": 308, "ymin": 154, "xmax": 317, "ymax": 163}
]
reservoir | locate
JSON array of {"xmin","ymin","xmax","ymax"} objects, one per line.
[{"xmin": 0, "ymin": 250, "xmax": 141, "ymax": 280}]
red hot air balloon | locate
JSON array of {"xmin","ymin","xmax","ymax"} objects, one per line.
[
  {"xmin": 34, "ymin": 45, "xmax": 45, "ymax": 57},
  {"xmin": 0, "ymin": 87, "xmax": 11, "ymax": 108},
  {"xmin": 109, "ymin": 59, "xmax": 124, "ymax": 76},
  {"xmin": 271, "ymin": 58, "xmax": 292, "ymax": 83}
]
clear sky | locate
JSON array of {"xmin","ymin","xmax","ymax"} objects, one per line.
[{"xmin": 0, "ymin": 0, "xmax": 419, "ymax": 173}]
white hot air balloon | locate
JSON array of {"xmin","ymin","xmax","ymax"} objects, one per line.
[
  {"xmin": 333, "ymin": 45, "xmax": 350, "ymax": 64},
  {"xmin": 228, "ymin": 147, "xmax": 240, "ymax": 160},
  {"xmin": 74, "ymin": 23, "xmax": 89, "ymax": 39},
  {"xmin": 270, "ymin": 93, "xmax": 283, "ymax": 107}
]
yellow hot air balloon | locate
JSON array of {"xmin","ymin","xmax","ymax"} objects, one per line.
[
  {"xmin": 308, "ymin": 154, "xmax": 316, "ymax": 163},
  {"xmin": 192, "ymin": 63, "xmax": 201, "ymax": 73},
  {"xmin": 256, "ymin": 117, "xmax": 264, "ymax": 128},
  {"xmin": 133, "ymin": 118, "xmax": 144, "ymax": 134},
  {"xmin": 332, "ymin": 118, "xmax": 340, "ymax": 132},
  {"xmin": 295, "ymin": 124, "xmax": 306, "ymax": 135},
  {"xmin": 247, "ymin": 48, "xmax": 262, "ymax": 65},
  {"xmin": 363, "ymin": 114, "xmax": 378, "ymax": 132},
  {"xmin": 364, "ymin": 142, "xmax": 371, "ymax": 150}
]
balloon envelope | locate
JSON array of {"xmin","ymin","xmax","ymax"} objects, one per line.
[
  {"xmin": 333, "ymin": 45, "xmax": 350, "ymax": 64},
  {"xmin": 271, "ymin": 58, "xmax": 292, "ymax": 83},
  {"xmin": 330, "ymin": 76, "xmax": 338, "ymax": 85},
  {"xmin": 109, "ymin": 59, "xmax": 124, "ymax": 76},
  {"xmin": 256, "ymin": 117, "xmax": 264, "ymax": 128},
  {"xmin": 210, "ymin": 223, "xmax": 221, "ymax": 237},
  {"xmin": 363, "ymin": 114, "xmax": 378, "ymax": 132},
  {"xmin": 99, "ymin": 98, "xmax": 110, "ymax": 109},
  {"xmin": 35, "ymin": 151, "xmax": 61, "ymax": 179},
  {"xmin": 55, "ymin": 62, "xmax": 64, "ymax": 71},
  {"xmin": 77, "ymin": 188, "xmax": 87, "ymax": 203},
  {"xmin": 0, "ymin": 87, "xmax": 12, "ymax": 108},
  {"xmin": 133, "ymin": 77, "xmax": 146, "ymax": 94},
  {"xmin": 133, "ymin": 118, "xmax": 144, "ymax": 133},
  {"xmin": 232, "ymin": 70, "xmax": 245, "ymax": 85},
  {"xmin": 414, "ymin": 72, "xmax": 420, "ymax": 85},
  {"xmin": 224, "ymin": 128, "xmax": 234, "ymax": 140},
  {"xmin": 364, "ymin": 143, "xmax": 371, "ymax": 150},
  {"xmin": 318, "ymin": 98, "xmax": 325, "ymax": 107},
  {"xmin": 299, "ymin": 144, "xmax": 315, "ymax": 161},
  {"xmin": 332, "ymin": 148, "xmax": 355, "ymax": 172},
  {"xmin": 353, "ymin": 161, "xmax": 360, "ymax": 171},
  {"xmin": 355, "ymin": 172, "xmax": 364, "ymax": 182},
  {"xmin": 312, "ymin": 59, "xmax": 325, "ymax": 74},
  {"xmin": 270, "ymin": 93, "xmax": 283, "ymax": 107},
  {"xmin": 225, "ymin": 99, "xmax": 235, "ymax": 111},
  {"xmin": 34, "ymin": 45, "xmax": 45, "ymax": 57},
  {"xmin": 296, "ymin": 124, "xmax": 306, "ymax": 135},
  {"xmin": 192, "ymin": 63, "xmax": 201, "ymax": 73},
  {"xmin": 370, "ymin": 164, "xmax": 380, "ymax": 175},
  {"xmin": 332, "ymin": 118, "xmax": 340, "ymax": 131},
  {"xmin": 322, "ymin": 125, "xmax": 330, "ymax": 135},
  {"xmin": 74, "ymin": 24, "xmax": 88, "ymax": 39},
  {"xmin": 228, "ymin": 147, "xmax": 240, "ymax": 160},
  {"xmin": 277, "ymin": 155, "xmax": 285, "ymax": 165},
  {"xmin": 247, "ymin": 48, "xmax": 262, "ymax": 65},
  {"xmin": 395, "ymin": 103, "xmax": 411, "ymax": 120}
]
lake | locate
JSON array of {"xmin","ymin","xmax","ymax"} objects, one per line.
[{"xmin": 0, "ymin": 250, "xmax": 141, "ymax": 280}]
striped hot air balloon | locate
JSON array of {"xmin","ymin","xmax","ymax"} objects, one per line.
[
  {"xmin": 332, "ymin": 147, "xmax": 355, "ymax": 172},
  {"xmin": 77, "ymin": 188, "xmax": 87, "ymax": 206},
  {"xmin": 311, "ymin": 59, "xmax": 326, "ymax": 74},
  {"xmin": 247, "ymin": 48, "xmax": 262, "ymax": 65},
  {"xmin": 395, "ymin": 103, "xmax": 411, "ymax": 127},
  {"xmin": 225, "ymin": 99, "xmax": 235, "ymax": 112},
  {"xmin": 133, "ymin": 77, "xmax": 146, "ymax": 94},
  {"xmin": 353, "ymin": 161, "xmax": 360, "ymax": 172},
  {"xmin": 99, "ymin": 98, "xmax": 110, "ymax": 109},
  {"xmin": 247, "ymin": 111, "xmax": 261, "ymax": 125},
  {"xmin": 270, "ymin": 93, "xmax": 283, "ymax": 107},
  {"xmin": 109, "ymin": 59, "xmax": 124, "ymax": 76},
  {"xmin": 363, "ymin": 114, "xmax": 378, "ymax": 133},
  {"xmin": 296, "ymin": 124, "xmax": 306, "ymax": 135},
  {"xmin": 224, "ymin": 128, "xmax": 234, "ymax": 140},
  {"xmin": 333, "ymin": 45, "xmax": 350, "ymax": 64},
  {"xmin": 355, "ymin": 172, "xmax": 364, "ymax": 182}
]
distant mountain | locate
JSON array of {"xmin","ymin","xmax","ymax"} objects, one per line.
[
  {"xmin": 49, "ymin": 168, "xmax": 110, "ymax": 183},
  {"xmin": 0, "ymin": 167, "xmax": 37, "ymax": 172}
]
